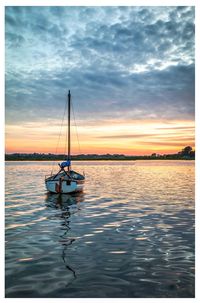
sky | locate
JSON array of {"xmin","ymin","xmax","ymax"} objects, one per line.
[{"xmin": 5, "ymin": 6, "xmax": 195, "ymax": 155}]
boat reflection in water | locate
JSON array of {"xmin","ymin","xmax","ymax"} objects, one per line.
[
  {"xmin": 45, "ymin": 191, "xmax": 84, "ymax": 209},
  {"xmin": 45, "ymin": 192, "xmax": 84, "ymax": 281}
]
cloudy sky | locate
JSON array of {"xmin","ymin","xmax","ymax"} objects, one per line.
[{"xmin": 5, "ymin": 6, "xmax": 195, "ymax": 155}]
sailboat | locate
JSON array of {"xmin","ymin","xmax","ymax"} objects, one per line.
[{"xmin": 45, "ymin": 90, "xmax": 85, "ymax": 193}]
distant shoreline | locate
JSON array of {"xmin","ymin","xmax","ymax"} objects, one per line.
[
  {"xmin": 5, "ymin": 159, "xmax": 195, "ymax": 161},
  {"xmin": 5, "ymin": 152, "xmax": 195, "ymax": 161}
]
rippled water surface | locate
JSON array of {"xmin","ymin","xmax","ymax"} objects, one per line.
[{"xmin": 5, "ymin": 160, "xmax": 195, "ymax": 298}]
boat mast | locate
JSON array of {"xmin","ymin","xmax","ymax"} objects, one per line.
[{"xmin": 67, "ymin": 90, "xmax": 71, "ymax": 171}]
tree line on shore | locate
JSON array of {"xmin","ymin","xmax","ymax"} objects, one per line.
[{"xmin": 5, "ymin": 146, "xmax": 195, "ymax": 161}]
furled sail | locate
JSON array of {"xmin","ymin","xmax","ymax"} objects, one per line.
[{"xmin": 60, "ymin": 160, "xmax": 71, "ymax": 168}]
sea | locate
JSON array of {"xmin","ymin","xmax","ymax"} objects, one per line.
[{"xmin": 5, "ymin": 160, "xmax": 195, "ymax": 298}]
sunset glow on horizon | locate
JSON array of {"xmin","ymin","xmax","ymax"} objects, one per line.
[
  {"xmin": 5, "ymin": 7, "xmax": 195, "ymax": 155},
  {"xmin": 5, "ymin": 118, "xmax": 195, "ymax": 155}
]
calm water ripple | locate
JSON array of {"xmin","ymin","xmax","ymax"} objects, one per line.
[{"xmin": 5, "ymin": 160, "xmax": 195, "ymax": 298}]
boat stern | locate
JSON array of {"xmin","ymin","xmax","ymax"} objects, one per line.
[{"xmin": 45, "ymin": 175, "xmax": 84, "ymax": 194}]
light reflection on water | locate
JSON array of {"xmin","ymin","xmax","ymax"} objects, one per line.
[{"xmin": 5, "ymin": 160, "xmax": 195, "ymax": 298}]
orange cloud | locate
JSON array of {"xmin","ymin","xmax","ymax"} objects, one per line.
[{"xmin": 5, "ymin": 119, "xmax": 195, "ymax": 155}]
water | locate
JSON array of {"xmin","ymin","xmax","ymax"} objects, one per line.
[{"xmin": 5, "ymin": 160, "xmax": 195, "ymax": 298}]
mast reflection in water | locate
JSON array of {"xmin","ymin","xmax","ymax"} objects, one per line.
[{"xmin": 45, "ymin": 192, "xmax": 84, "ymax": 280}]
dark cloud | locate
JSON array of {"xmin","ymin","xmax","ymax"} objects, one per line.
[
  {"xmin": 96, "ymin": 134, "xmax": 156, "ymax": 139},
  {"xmin": 5, "ymin": 6, "xmax": 195, "ymax": 125},
  {"xmin": 157, "ymin": 126, "xmax": 195, "ymax": 130},
  {"xmin": 140, "ymin": 141, "xmax": 194, "ymax": 147},
  {"xmin": 95, "ymin": 133, "xmax": 194, "ymax": 140}
]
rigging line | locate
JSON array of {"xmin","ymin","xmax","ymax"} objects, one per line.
[
  {"xmin": 71, "ymin": 100, "xmax": 82, "ymax": 155},
  {"xmin": 64, "ymin": 116, "xmax": 68, "ymax": 158},
  {"xmin": 51, "ymin": 97, "xmax": 67, "ymax": 173}
]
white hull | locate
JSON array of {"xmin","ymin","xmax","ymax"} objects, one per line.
[
  {"xmin": 45, "ymin": 179, "xmax": 84, "ymax": 193},
  {"xmin": 45, "ymin": 170, "xmax": 85, "ymax": 193}
]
